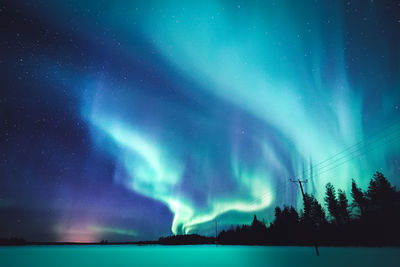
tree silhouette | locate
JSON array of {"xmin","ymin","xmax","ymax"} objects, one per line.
[
  {"xmin": 273, "ymin": 206, "xmax": 299, "ymax": 228},
  {"xmin": 365, "ymin": 172, "xmax": 399, "ymax": 225},
  {"xmin": 325, "ymin": 183, "xmax": 340, "ymax": 223},
  {"xmin": 251, "ymin": 215, "xmax": 266, "ymax": 231},
  {"xmin": 366, "ymin": 172, "xmax": 397, "ymax": 204},
  {"xmin": 302, "ymin": 193, "xmax": 327, "ymax": 228},
  {"xmin": 351, "ymin": 179, "xmax": 366, "ymax": 217},
  {"xmin": 217, "ymin": 171, "xmax": 400, "ymax": 246},
  {"xmin": 337, "ymin": 189, "xmax": 350, "ymax": 224}
]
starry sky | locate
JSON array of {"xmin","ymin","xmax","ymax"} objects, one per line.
[{"xmin": 1, "ymin": 0, "xmax": 400, "ymax": 242}]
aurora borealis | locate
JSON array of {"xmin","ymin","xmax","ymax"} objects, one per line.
[{"xmin": 1, "ymin": 0, "xmax": 400, "ymax": 242}]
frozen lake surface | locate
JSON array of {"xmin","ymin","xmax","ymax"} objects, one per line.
[{"xmin": 0, "ymin": 245, "xmax": 399, "ymax": 267}]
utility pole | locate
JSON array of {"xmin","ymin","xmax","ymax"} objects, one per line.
[
  {"xmin": 290, "ymin": 179, "xmax": 320, "ymax": 256},
  {"xmin": 215, "ymin": 219, "xmax": 218, "ymax": 247},
  {"xmin": 290, "ymin": 179, "xmax": 307, "ymax": 198}
]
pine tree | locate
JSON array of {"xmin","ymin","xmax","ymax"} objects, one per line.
[
  {"xmin": 324, "ymin": 183, "xmax": 340, "ymax": 223},
  {"xmin": 251, "ymin": 215, "xmax": 266, "ymax": 230},
  {"xmin": 274, "ymin": 207, "xmax": 282, "ymax": 219},
  {"xmin": 302, "ymin": 193, "xmax": 327, "ymax": 227},
  {"xmin": 273, "ymin": 206, "xmax": 299, "ymax": 229},
  {"xmin": 351, "ymin": 179, "xmax": 366, "ymax": 217},
  {"xmin": 366, "ymin": 171, "xmax": 397, "ymax": 220},
  {"xmin": 367, "ymin": 171, "xmax": 396, "ymax": 203},
  {"xmin": 337, "ymin": 189, "xmax": 350, "ymax": 223}
]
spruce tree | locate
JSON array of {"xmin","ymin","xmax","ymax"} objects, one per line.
[
  {"xmin": 325, "ymin": 183, "xmax": 340, "ymax": 223},
  {"xmin": 338, "ymin": 189, "xmax": 350, "ymax": 223},
  {"xmin": 351, "ymin": 179, "xmax": 366, "ymax": 217}
]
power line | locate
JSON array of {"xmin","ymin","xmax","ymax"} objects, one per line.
[
  {"xmin": 298, "ymin": 118, "xmax": 400, "ymax": 179},
  {"xmin": 245, "ymin": 119, "xmax": 400, "ymax": 216},
  {"xmin": 249, "ymin": 128, "xmax": 400, "ymax": 207},
  {"xmin": 304, "ymin": 126, "xmax": 400, "ymax": 178},
  {"xmin": 309, "ymin": 132, "xmax": 400, "ymax": 179}
]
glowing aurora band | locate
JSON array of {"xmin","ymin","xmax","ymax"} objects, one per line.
[
  {"xmin": 141, "ymin": 1, "xmax": 375, "ymax": 193},
  {"xmin": 84, "ymin": 107, "xmax": 273, "ymax": 234},
  {"xmin": 78, "ymin": 1, "xmax": 400, "ymax": 235}
]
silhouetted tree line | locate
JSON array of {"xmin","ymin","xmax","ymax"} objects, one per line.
[
  {"xmin": 0, "ymin": 237, "xmax": 26, "ymax": 246},
  {"xmin": 2, "ymin": 171, "xmax": 399, "ymax": 247},
  {"xmin": 218, "ymin": 172, "xmax": 400, "ymax": 246},
  {"xmin": 158, "ymin": 234, "xmax": 215, "ymax": 245}
]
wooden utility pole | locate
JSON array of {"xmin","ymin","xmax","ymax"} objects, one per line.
[
  {"xmin": 290, "ymin": 179, "xmax": 320, "ymax": 256},
  {"xmin": 215, "ymin": 220, "xmax": 218, "ymax": 247},
  {"xmin": 290, "ymin": 179, "xmax": 307, "ymax": 198}
]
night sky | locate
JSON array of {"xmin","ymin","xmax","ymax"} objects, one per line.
[{"xmin": 1, "ymin": 0, "xmax": 400, "ymax": 242}]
